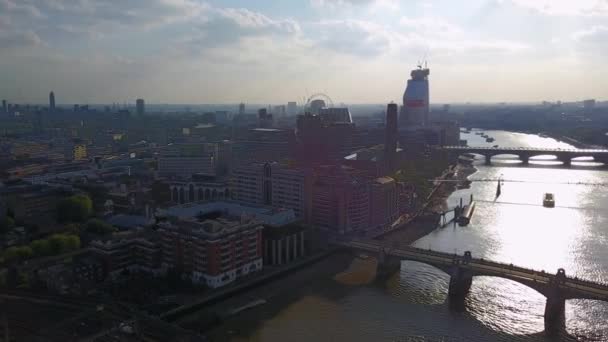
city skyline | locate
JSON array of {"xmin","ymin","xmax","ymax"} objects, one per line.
[{"xmin": 1, "ymin": 0, "xmax": 608, "ymax": 104}]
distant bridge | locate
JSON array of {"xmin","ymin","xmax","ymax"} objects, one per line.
[
  {"xmin": 339, "ymin": 239, "xmax": 608, "ymax": 335},
  {"xmin": 441, "ymin": 146, "xmax": 608, "ymax": 166}
]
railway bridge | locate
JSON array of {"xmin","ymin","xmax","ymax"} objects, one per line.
[
  {"xmin": 441, "ymin": 146, "xmax": 608, "ymax": 166},
  {"xmin": 340, "ymin": 239, "xmax": 608, "ymax": 335}
]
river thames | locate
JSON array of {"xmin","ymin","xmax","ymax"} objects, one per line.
[{"xmin": 204, "ymin": 130, "xmax": 608, "ymax": 342}]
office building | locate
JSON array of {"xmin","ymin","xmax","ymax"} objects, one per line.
[
  {"xmin": 369, "ymin": 177, "xmax": 399, "ymax": 232},
  {"xmin": 49, "ymin": 91, "xmax": 55, "ymax": 112},
  {"xmin": 158, "ymin": 142, "xmax": 231, "ymax": 179},
  {"xmin": 296, "ymin": 112, "xmax": 355, "ymax": 163},
  {"xmin": 400, "ymin": 64, "xmax": 430, "ymax": 127},
  {"xmin": 169, "ymin": 179, "xmax": 231, "ymax": 204},
  {"xmin": 166, "ymin": 201, "xmax": 296, "ymax": 227},
  {"xmin": 90, "ymin": 230, "xmax": 162, "ymax": 279},
  {"xmin": 287, "ymin": 101, "xmax": 297, "ymax": 116},
  {"xmin": 318, "ymin": 107, "xmax": 353, "ymax": 124},
  {"xmin": 385, "ymin": 103, "xmax": 399, "ymax": 171},
  {"xmin": 72, "ymin": 143, "xmax": 87, "ymax": 160},
  {"xmin": 136, "ymin": 98, "xmax": 145, "ymax": 116},
  {"xmin": 232, "ymin": 162, "xmax": 311, "ymax": 220},
  {"xmin": 158, "ymin": 216, "xmax": 263, "ymax": 288},
  {"xmin": 258, "ymin": 108, "xmax": 273, "ymax": 128},
  {"xmin": 232, "ymin": 128, "xmax": 295, "ymax": 165},
  {"xmin": 309, "ymin": 99, "xmax": 325, "ymax": 115},
  {"xmin": 1, "ymin": 184, "xmax": 67, "ymax": 225},
  {"xmin": 3, "ymin": 99, "xmax": 7, "ymax": 114},
  {"xmin": 239, "ymin": 103, "xmax": 245, "ymax": 115},
  {"xmin": 311, "ymin": 165, "xmax": 369, "ymax": 235}
]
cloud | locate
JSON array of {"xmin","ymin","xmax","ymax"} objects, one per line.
[
  {"xmin": 505, "ymin": 0, "xmax": 608, "ymax": 16},
  {"xmin": 570, "ymin": 26, "xmax": 608, "ymax": 54},
  {"xmin": 180, "ymin": 7, "xmax": 301, "ymax": 54},
  {"xmin": 314, "ymin": 20, "xmax": 394, "ymax": 57},
  {"xmin": 0, "ymin": 30, "xmax": 42, "ymax": 49},
  {"xmin": 0, "ymin": 0, "xmax": 43, "ymax": 18},
  {"xmin": 399, "ymin": 16, "xmax": 463, "ymax": 37},
  {"xmin": 310, "ymin": 0, "xmax": 398, "ymax": 10}
]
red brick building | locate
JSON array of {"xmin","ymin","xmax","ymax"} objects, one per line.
[{"xmin": 157, "ymin": 216, "xmax": 263, "ymax": 288}]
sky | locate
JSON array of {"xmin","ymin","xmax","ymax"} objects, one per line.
[{"xmin": 1, "ymin": 0, "xmax": 607, "ymax": 105}]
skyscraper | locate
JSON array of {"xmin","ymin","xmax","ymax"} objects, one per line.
[
  {"xmin": 400, "ymin": 65, "xmax": 430, "ymax": 127},
  {"xmin": 2, "ymin": 100, "xmax": 6, "ymax": 114},
  {"xmin": 385, "ymin": 103, "xmax": 398, "ymax": 171},
  {"xmin": 49, "ymin": 91, "xmax": 55, "ymax": 112},
  {"xmin": 136, "ymin": 98, "xmax": 145, "ymax": 116},
  {"xmin": 239, "ymin": 103, "xmax": 245, "ymax": 115}
]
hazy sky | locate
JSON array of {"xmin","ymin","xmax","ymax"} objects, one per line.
[{"xmin": 1, "ymin": 0, "xmax": 607, "ymax": 105}]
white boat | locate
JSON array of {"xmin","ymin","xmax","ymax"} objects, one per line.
[{"xmin": 543, "ymin": 193, "xmax": 555, "ymax": 208}]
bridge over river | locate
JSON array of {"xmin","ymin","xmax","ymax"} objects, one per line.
[
  {"xmin": 339, "ymin": 239, "xmax": 608, "ymax": 336},
  {"xmin": 441, "ymin": 146, "xmax": 608, "ymax": 166}
]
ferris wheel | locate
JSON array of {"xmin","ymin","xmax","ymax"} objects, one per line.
[{"xmin": 305, "ymin": 93, "xmax": 334, "ymax": 110}]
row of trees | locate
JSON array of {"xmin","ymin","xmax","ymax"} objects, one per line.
[
  {"xmin": 56, "ymin": 194, "xmax": 93, "ymax": 223},
  {"xmin": 2, "ymin": 233, "xmax": 81, "ymax": 263}
]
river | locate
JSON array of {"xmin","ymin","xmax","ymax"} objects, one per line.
[{"xmin": 201, "ymin": 130, "xmax": 608, "ymax": 342}]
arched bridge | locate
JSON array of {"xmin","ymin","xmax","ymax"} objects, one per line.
[
  {"xmin": 441, "ymin": 146, "xmax": 608, "ymax": 166},
  {"xmin": 340, "ymin": 239, "xmax": 608, "ymax": 335}
]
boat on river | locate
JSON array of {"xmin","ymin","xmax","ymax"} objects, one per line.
[{"xmin": 543, "ymin": 193, "xmax": 555, "ymax": 208}]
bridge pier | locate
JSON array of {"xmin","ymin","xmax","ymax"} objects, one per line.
[
  {"xmin": 448, "ymin": 265, "xmax": 473, "ymax": 298},
  {"xmin": 544, "ymin": 295, "xmax": 565, "ymax": 336},
  {"xmin": 376, "ymin": 249, "xmax": 401, "ymax": 280},
  {"xmin": 484, "ymin": 154, "xmax": 492, "ymax": 165},
  {"xmin": 521, "ymin": 155, "xmax": 529, "ymax": 165},
  {"xmin": 559, "ymin": 156, "xmax": 572, "ymax": 167},
  {"xmin": 448, "ymin": 251, "xmax": 473, "ymax": 298},
  {"xmin": 544, "ymin": 268, "xmax": 567, "ymax": 336}
]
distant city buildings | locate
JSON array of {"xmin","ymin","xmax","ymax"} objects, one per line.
[
  {"xmin": 239, "ymin": 102, "xmax": 245, "ymax": 115},
  {"xmin": 2, "ymin": 99, "xmax": 7, "ymax": 114},
  {"xmin": 287, "ymin": 101, "xmax": 297, "ymax": 116},
  {"xmin": 258, "ymin": 108, "xmax": 274, "ymax": 128},
  {"xmin": 136, "ymin": 98, "xmax": 145, "ymax": 116},
  {"xmin": 49, "ymin": 91, "xmax": 55, "ymax": 112}
]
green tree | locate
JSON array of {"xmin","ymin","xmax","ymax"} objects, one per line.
[
  {"xmin": 56, "ymin": 194, "xmax": 92, "ymax": 222},
  {"xmin": 85, "ymin": 219, "xmax": 116, "ymax": 235},
  {"xmin": 3, "ymin": 246, "xmax": 33, "ymax": 262},
  {"xmin": 30, "ymin": 239, "xmax": 52, "ymax": 257},
  {"xmin": 0, "ymin": 216, "xmax": 15, "ymax": 234},
  {"xmin": 64, "ymin": 235, "xmax": 81, "ymax": 250},
  {"xmin": 48, "ymin": 233, "xmax": 81, "ymax": 254},
  {"xmin": 48, "ymin": 234, "xmax": 68, "ymax": 254}
]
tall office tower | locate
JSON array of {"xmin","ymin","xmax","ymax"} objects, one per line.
[
  {"xmin": 287, "ymin": 102, "xmax": 297, "ymax": 116},
  {"xmin": 49, "ymin": 91, "xmax": 55, "ymax": 112},
  {"xmin": 400, "ymin": 64, "xmax": 430, "ymax": 127},
  {"xmin": 136, "ymin": 98, "xmax": 145, "ymax": 116},
  {"xmin": 239, "ymin": 103, "xmax": 245, "ymax": 115},
  {"xmin": 384, "ymin": 103, "xmax": 398, "ymax": 171},
  {"xmin": 2, "ymin": 100, "xmax": 6, "ymax": 114}
]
